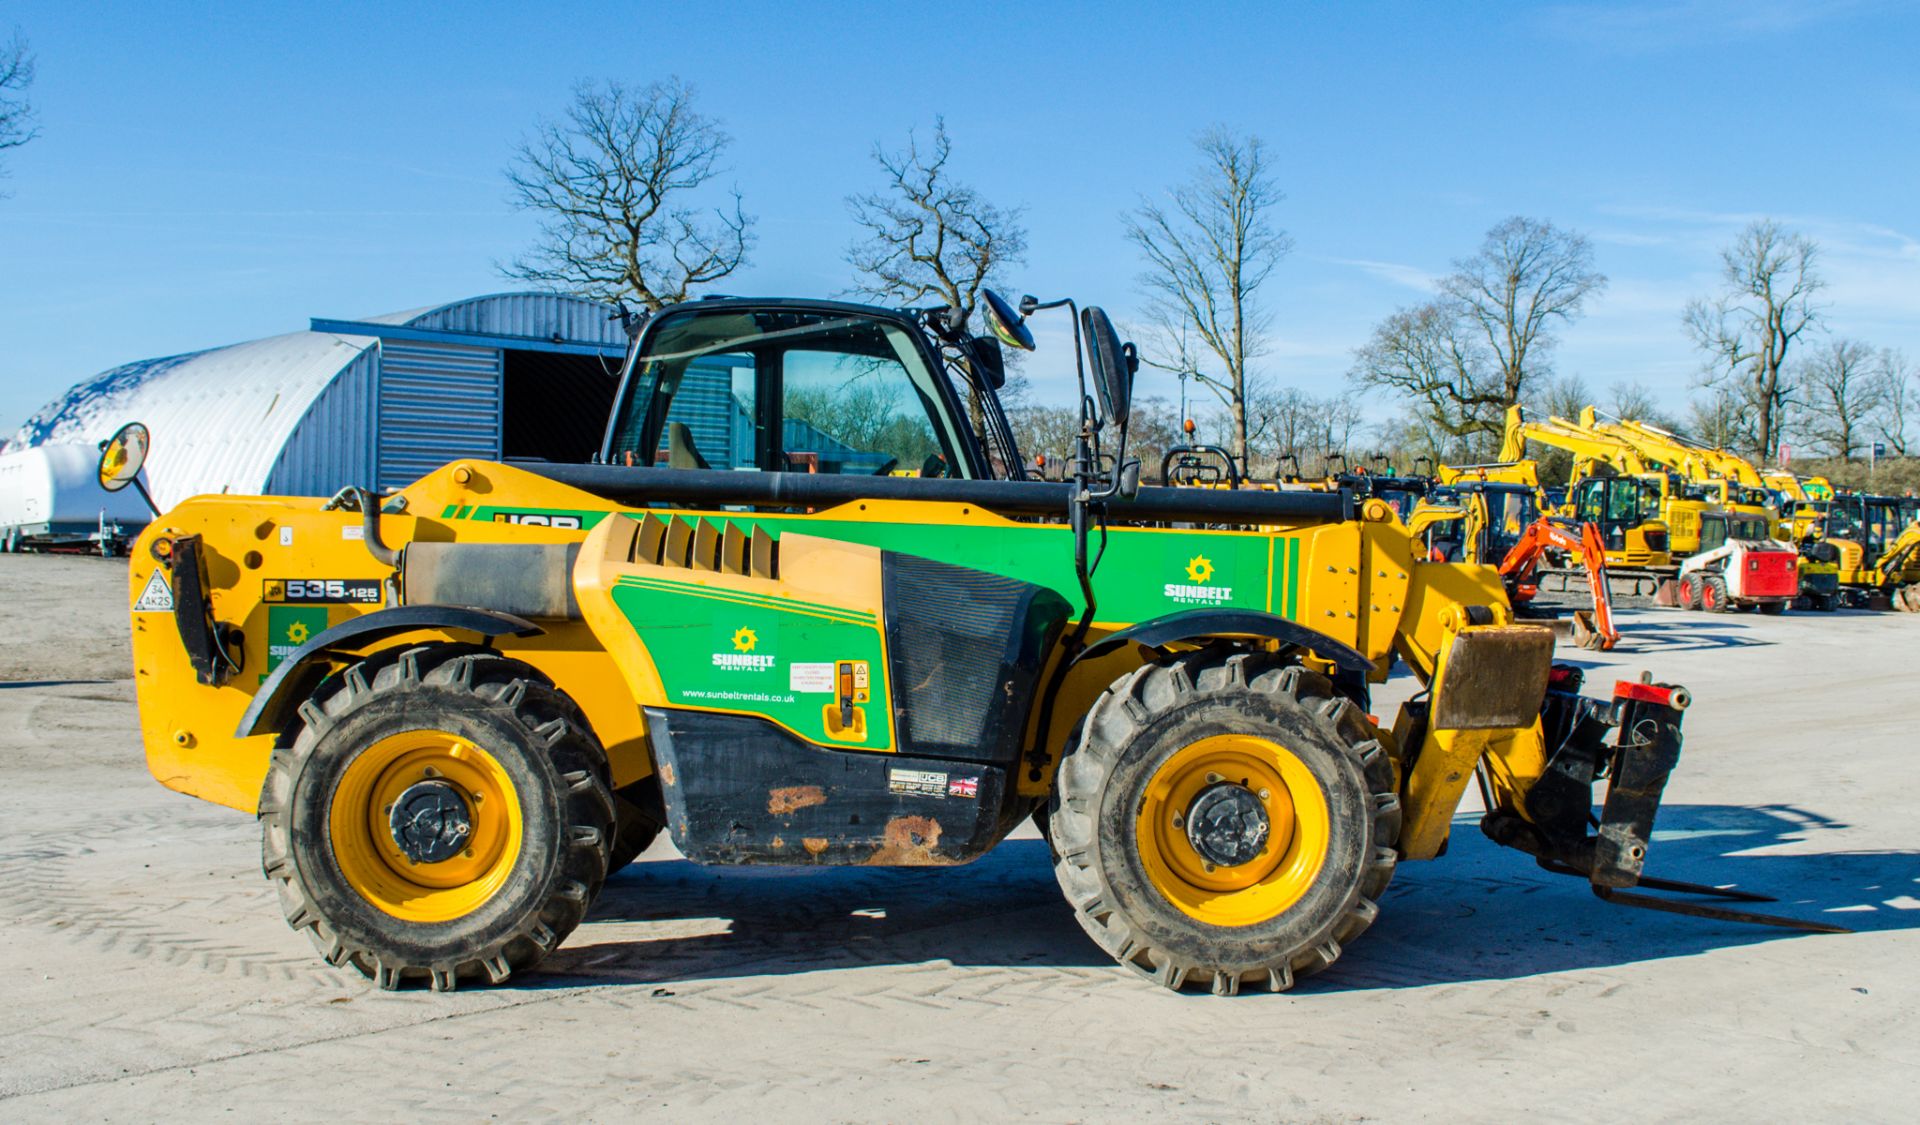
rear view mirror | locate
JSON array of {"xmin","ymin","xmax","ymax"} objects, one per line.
[
  {"xmin": 98, "ymin": 422, "xmax": 150, "ymax": 492},
  {"xmin": 1080, "ymin": 307, "xmax": 1134, "ymax": 428},
  {"xmin": 981, "ymin": 288, "xmax": 1035, "ymax": 352}
]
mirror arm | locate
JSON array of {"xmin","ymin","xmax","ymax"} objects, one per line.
[{"xmin": 130, "ymin": 476, "xmax": 160, "ymax": 517}]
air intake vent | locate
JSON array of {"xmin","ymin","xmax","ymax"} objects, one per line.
[{"xmin": 628, "ymin": 513, "xmax": 776, "ymax": 579}]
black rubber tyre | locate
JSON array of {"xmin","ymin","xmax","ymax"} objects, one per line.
[
  {"xmin": 259, "ymin": 646, "xmax": 614, "ymax": 991},
  {"xmin": 606, "ymin": 775, "xmax": 667, "ymax": 870},
  {"xmin": 1701, "ymin": 573, "xmax": 1730, "ymax": 613},
  {"xmin": 1677, "ymin": 576, "xmax": 1701, "ymax": 610},
  {"xmin": 1048, "ymin": 648, "xmax": 1400, "ymax": 995},
  {"xmin": 1758, "ymin": 599, "xmax": 1787, "ymax": 616}
]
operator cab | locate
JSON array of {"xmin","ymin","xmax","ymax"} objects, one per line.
[
  {"xmin": 600, "ymin": 299, "xmax": 1017, "ymax": 482},
  {"xmin": 1570, "ymin": 475, "xmax": 1663, "ymax": 552}
]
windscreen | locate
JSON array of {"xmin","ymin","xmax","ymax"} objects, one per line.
[{"xmin": 605, "ymin": 308, "xmax": 970, "ymax": 477}]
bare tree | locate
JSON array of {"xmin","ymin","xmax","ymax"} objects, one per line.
[
  {"xmin": 1875, "ymin": 348, "xmax": 1915, "ymax": 456},
  {"xmin": 0, "ymin": 29, "xmax": 37, "ymax": 188},
  {"xmin": 845, "ymin": 119, "xmax": 1026, "ymax": 432},
  {"xmin": 1605, "ymin": 380, "xmax": 1664, "ymax": 423},
  {"xmin": 1683, "ymin": 219, "xmax": 1823, "ymax": 460},
  {"xmin": 504, "ymin": 78, "xmax": 752, "ymax": 309},
  {"xmin": 1126, "ymin": 127, "xmax": 1291, "ymax": 466},
  {"xmin": 1348, "ymin": 301, "xmax": 1503, "ymax": 443},
  {"xmin": 1685, "ymin": 388, "xmax": 1748, "ymax": 454},
  {"xmin": 1535, "ymin": 372, "xmax": 1592, "ymax": 421},
  {"xmin": 847, "ymin": 119, "xmax": 1026, "ymax": 324},
  {"xmin": 1442, "ymin": 217, "xmax": 1608, "ymax": 408},
  {"xmin": 1795, "ymin": 338, "xmax": 1880, "ymax": 460}
]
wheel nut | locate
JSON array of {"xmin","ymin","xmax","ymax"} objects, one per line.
[
  {"xmin": 1171, "ymin": 813, "xmax": 1184, "ymax": 829},
  {"xmin": 1258, "ymin": 788, "xmax": 1270, "ymax": 801},
  {"xmin": 1205, "ymin": 772, "xmax": 1222, "ymax": 784},
  {"xmin": 1203, "ymin": 862, "xmax": 1217, "ymax": 873}
]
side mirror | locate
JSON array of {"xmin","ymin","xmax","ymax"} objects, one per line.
[
  {"xmin": 963, "ymin": 335, "xmax": 1007, "ymax": 390},
  {"xmin": 1080, "ymin": 306, "xmax": 1134, "ymax": 428},
  {"xmin": 981, "ymin": 288, "xmax": 1035, "ymax": 352},
  {"xmin": 98, "ymin": 422, "xmax": 151, "ymax": 493}
]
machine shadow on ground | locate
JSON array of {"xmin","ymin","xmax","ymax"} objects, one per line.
[{"xmin": 534, "ymin": 803, "xmax": 1916, "ymax": 994}]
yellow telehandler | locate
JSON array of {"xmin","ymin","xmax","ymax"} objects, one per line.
[{"xmin": 106, "ymin": 291, "xmax": 1828, "ymax": 996}]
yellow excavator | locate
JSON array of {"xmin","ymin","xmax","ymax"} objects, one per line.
[
  {"xmin": 1499, "ymin": 407, "xmax": 1675, "ymax": 568},
  {"xmin": 1812, "ymin": 492, "xmax": 1920, "ymax": 610},
  {"xmin": 1577, "ymin": 410, "xmax": 1777, "ymax": 543}
]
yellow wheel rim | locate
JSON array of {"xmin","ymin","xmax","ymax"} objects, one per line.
[
  {"xmin": 328, "ymin": 730, "xmax": 523, "ymax": 923},
  {"xmin": 1137, "ymin": 734, "xmax": 1330, "ymax": 927}
]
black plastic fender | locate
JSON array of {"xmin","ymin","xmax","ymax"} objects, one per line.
[
  {"xmin": 234, "ymin": 605, "xmax": 542, "ymax": 738},
  {"xmin": 1073, "ymin": 608, "xmax": 1374, "ymax": 673}
]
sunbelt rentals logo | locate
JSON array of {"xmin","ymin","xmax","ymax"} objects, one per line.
[
  {"xmin": 713, "ymin": 625, "xmax": 775, "ymax": 671},
  {"xmin": 1166, "ymin": 553, "xmax": 1232, "ymax": 605}
]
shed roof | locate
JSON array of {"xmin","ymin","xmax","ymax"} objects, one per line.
[{"xmin": 5, "ymin": 331, "xmax": 377, "ymax": 509}]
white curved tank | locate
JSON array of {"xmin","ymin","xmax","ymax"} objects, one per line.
[{"xmin": 0, "ymin": 443, "xmax": 153, "ymax": 549}]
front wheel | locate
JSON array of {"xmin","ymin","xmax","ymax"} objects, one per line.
[
  {"xmin": 259, "ymin": 646, "xmax": 615, "ymax": 991},
  {"xmin": 1049, "ymin": 649, "xmax": 1400, "ymax": 995}
]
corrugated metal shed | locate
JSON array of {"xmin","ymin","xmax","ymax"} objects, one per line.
[
  {"xmin": 376, "ymin": 341, "xmax": 503, "ymax": 490},
  {"xmin": 7, "ymin": 331, "xmax": 378, "ymax": 509},
  {"xmin": 349, "ymin": 292, "xmax": 629, "ymax": 348},
  {"xmin": 6, "ymin": 293, "xmax": 627, "ymax": 508}
]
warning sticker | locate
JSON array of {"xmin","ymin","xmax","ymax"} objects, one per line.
[
  {"xmin": 132, "ymin": 570, "xmax": 174, "ymax": 612},
  {"xmin": 888, "ymin": 768, "xmax": 947, "ymax": 798},
  {"xmin": 790, "ymin": 662, "xmax": 835, "ymax": 693}
]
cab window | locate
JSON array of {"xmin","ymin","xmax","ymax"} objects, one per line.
[
  {"xmin": 782, "ymin": 342, "xmax": 946, "ymax": 476},
  {"xmin": 606, "ymin": 308, "xmax": 971, "ymax": 478}
]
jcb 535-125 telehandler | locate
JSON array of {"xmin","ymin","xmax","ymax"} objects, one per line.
[{"xmin": 105, "ymin": 290, "xmax": 1827, "ymax": 996}]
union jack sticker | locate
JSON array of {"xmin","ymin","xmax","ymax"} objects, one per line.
[{"xmin": 946, "ymin": 776, "xmax": 979, "ymax": 799}]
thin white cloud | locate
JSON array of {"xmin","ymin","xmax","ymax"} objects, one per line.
[{"xmin": 1323, "ymin": 257, "xmax": 1443, "ymax": 294}]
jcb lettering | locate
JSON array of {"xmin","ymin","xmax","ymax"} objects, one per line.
[{"xmin": 492, "ymin": 513, "xmax": 583, "ymax": 529}]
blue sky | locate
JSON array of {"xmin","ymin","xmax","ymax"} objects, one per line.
[{"xmin": 2, "ymin": 0, "xmax": 1916, "ymax": 432}]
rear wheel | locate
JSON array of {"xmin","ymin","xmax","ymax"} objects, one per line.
[
  {"xmin": 259, "ymin": 646, "xmax": 614, "ymax": 991},
  {"xmin": 1758, "ymin": 599, "xmax": 1787, "ymax": 616},
  {"xmin": 1700, "ymin": 574, "xmax": 1729, "ymax": 613},
  {"xmin": 1049, "ymin": 648, "xmax": 1399, "ymax": 995}
]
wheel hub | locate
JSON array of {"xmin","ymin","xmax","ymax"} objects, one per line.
[
  {"xmin": 388, "ymin": 779, "xmax": 473, "ymax": 864},
  {"xmin": 1184, "ymin": 782, "xmax": 1270, "ymax": 868}
]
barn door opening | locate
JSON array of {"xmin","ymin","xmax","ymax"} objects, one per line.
[{"xmin": 500, "ymin": 349, "xmax": 623, "ymax": 464}]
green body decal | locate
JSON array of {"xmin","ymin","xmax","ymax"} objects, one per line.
[
  {"xmin": 456, "ymin": 505, "xmax": 1304, "ymax": 624},
  {"xmin": 609, "ymin": 577, "xmax": 892, "ymax": 750},
  {"xmin": 265, "ymin": 606, "xmax": 329, "ymax": 672}
]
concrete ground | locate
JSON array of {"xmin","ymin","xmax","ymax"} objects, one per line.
[{"xmin": 1, "ymin": 553, "xmax": 1915, "ymax": 1122}]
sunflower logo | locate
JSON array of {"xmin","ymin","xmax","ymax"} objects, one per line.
[
  {"xmin": 731, "ymin": 627, "xmax": 758, "ymax": 653},
  {"xmin": 1185, "ymin": 554, "xmax": 1214, "ymax": 584},
  {"xmin": 286, "ymin": 620, "xmax": 311, "ymax": 645}
]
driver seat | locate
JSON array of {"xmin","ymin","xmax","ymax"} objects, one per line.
[{"xmin": 668, "ymin": 421, "xmax": 711, "ymax": 471}]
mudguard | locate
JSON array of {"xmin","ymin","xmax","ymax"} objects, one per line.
[
  {"xmin": 1073, "ymin": 607, "xmax": 1373, "ymax": 672},
  {"xmin": 234, "ymin": 605, "xmax": 542, "ymax": 738}
]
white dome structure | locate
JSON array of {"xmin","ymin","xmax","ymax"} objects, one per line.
[{"xmin": 7, "ymin": 293, "xmax": 629, "ymax": 510}]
